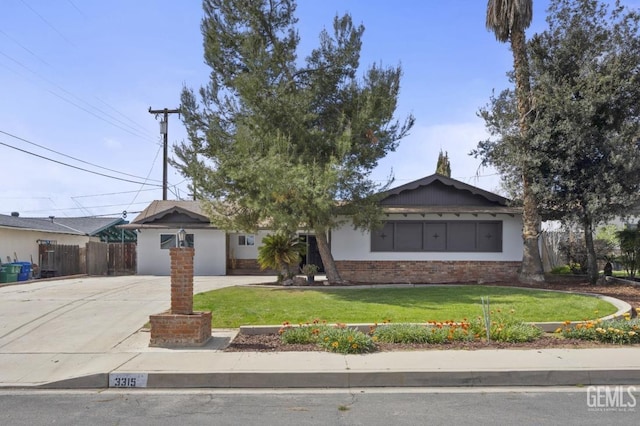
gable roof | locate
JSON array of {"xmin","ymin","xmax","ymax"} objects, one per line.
[
  {"xmin": 0, "ymin": 214, "xmax": 126, "ymax": 236},
  {"xmin": 379, "ymin": 173, "xmax": 520, "ymax": 215},
  {"xmin": 121, "ymin": 200, "xmax": 212, "ymax": 229}
]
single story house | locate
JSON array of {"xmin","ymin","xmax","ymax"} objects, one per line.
[
  {"xmin": 0, "ymin": 213, "xmax": 133, "ymax": 265},
  {"xmin": 125, "ymin": 174, "xmax": 524, "ymax": 283}
]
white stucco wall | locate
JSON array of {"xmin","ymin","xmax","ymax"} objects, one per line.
[
  {"xmin": 227, "ymin": 231, "xmax": 270, "ymax": 260},
  {"xmin": 331, "ymin": 213, "xmax": 523, "ymax": 262},
  {"xmin": 0, "ymin": 228, "xmax": 92, "ymax": 265},
  {"xmin": 136, "ymin": 228, "xmax": 226, "ymax": 276}
]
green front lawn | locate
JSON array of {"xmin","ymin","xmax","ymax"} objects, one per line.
[{"xmin": 193, "ymin": 285, "xmax": 617, "ymax": 328}]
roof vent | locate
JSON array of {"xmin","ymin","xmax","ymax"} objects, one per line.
[
  {"xmin": 11, "ymin": 212, "xmax": 19, "ymax": 217},
  {"xmin": 49, "ymin": 215, "xmax": 55, "ymax": 222}
]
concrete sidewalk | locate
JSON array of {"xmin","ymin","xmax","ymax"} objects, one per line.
[
  {"xmin": 1, "ymin": 328, "xmax": 639, "ymax": 390},
  {"xmin": 1, "ymin": 275, "xmax": 639, "ymax": 389}
]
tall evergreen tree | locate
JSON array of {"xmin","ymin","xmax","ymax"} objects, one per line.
[
  {"xmin": 486, "ymin": 0, "xmax": 545, "ymax": 283},
  {"xmin": 175, "ymin": 0, "xmax": 414, "ymax": 284},
  {"xmin": 435, "ymin": 149, "xmax": 451, "ymax": 177}
]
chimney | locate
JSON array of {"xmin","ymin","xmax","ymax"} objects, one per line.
[{"xmin": 11, "ymin": 212, "xmax": 19, "ymax": 217}]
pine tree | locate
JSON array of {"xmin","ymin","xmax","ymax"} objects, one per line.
[
  {"xmin": 175, "ymin": 0, "xmax": 414, "ymax": 284},
  {"xmin": 435, "ymin": 149, "xmax": 451, "ymax": 177}
]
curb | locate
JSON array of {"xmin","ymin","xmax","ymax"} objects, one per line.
[{"xmin": 31, "ymin": 369, "xmax": 640, "ymax": 390}]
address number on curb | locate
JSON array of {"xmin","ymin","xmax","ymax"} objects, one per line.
[{"xmin": 109, "ymin": 373, "xmax": 148, "ymax": 388}]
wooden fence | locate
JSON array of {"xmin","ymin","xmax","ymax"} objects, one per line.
[
  {"xmin": 108, "ymin": 242, "xmax": 136, "ymax": 275},
  {"xmin": 38, "ymin": 244, "xmax": 81, "ymax": 278},
  {"xmin": 86, "ymin": 241, "xmax": 108, "ymax": 275},
  {"xmin": 38, "ymin": 242, "xmax": 136, "ymax": 278}
]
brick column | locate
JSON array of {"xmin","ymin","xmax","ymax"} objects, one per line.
[
  {"xmin": 149, "ymin": 245, "xmax": 212, "ymax": 347},
  {"xmin": 170, "ymin": 247, "xmax": 194, "ymax": 314}
]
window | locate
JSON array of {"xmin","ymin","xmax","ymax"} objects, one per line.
[
  {"xmin": 160, "ymin": 233, "xmax": 194, "ymax": 249},
  {"xmin": 371, "ymin": 221, "xmax": 502, "ymax": 252},
  {"xmin": 238, "ymin": 234, "xmax": 255, "ymax": 246}
]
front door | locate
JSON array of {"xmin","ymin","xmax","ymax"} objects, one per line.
[{"xmin": 300, "ymin": 234, "xmax": 324, "ymax": 273}]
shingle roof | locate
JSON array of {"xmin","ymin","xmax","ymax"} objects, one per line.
[
  {"xmin": 381, "ymin": 173, "xmax": 510, "ymax": 205},
  {"xmin": 0, "ymin": 214, "xmax": 125, "ymax": 236},
  {"xmin": 119, "ymin": 200, "xmax": 211, "ymax": 229}
]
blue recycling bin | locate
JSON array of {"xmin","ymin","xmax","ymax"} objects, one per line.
[{"xmin": 13, "ymin": 262, "xmax": 32, "ymax": 281}]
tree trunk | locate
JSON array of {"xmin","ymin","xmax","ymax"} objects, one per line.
[
  {"xmin": 583, "ymin": 217, "xmax": 599, "ymax": 285},
  {"xmin": 518, "ymin": 175, "xmax": 545, "ymax": 284},
  {"xmin": 511, "ymin": 28, "xmax": 545, "ymax": 284},
  {"xmin": 314, "ymin": 228, "xmax": 344, "ymax": 285}
]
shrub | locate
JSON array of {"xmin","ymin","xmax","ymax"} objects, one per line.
[
  {"xmin": 300, "ymin": 264, "xmax": 319, "ymax": 276},
  {"xmin": 373, "ymin": 322, "xmax": 476, "ymax": 344},
  {"xmin": 279, "ymin": 310, "xmax": 546, "ymax": 353},
  {"xmin": 279, "ymin": 323, "xmax": 329, "ymax": 344},
  {"xmin": 616, "ymin": 227, "xmax": 640, "ymax": 278},
  {"xmin": 559, "ymin": 237, "xmax": 616, "ymax": 274},
  {"xmin": 373, "ymin": 323, "xmax": 430, "ymax": 344},
  {"xmin": 469, "ymin": 310, "xmax": 543, "ymax": 343},
  {"xmin": 280, "ymin": 321, "xmax": 376, "ymax": 354},
  {"xmin": 558, "ymin": 317, "xmax": 640, "ymax": 344},
  {"xmin": 550, "ymin": 265, "xmax": 572, "ymax": 275},
  {"xmin": 318, "ymin": 326, "xmax": 376, "ymax": 354}
]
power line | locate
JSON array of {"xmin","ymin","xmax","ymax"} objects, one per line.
[
  {"xmin": 126, "ymin": 143, "xmax": 163, "ymax": 212},
  {"xmin": 71, "ymin": 188, "xmax": 159, "ymax": 199},
  {"xmin": 91, "ymin": 210, "xmax": 142, "ymax": 218},
  {"xmin": 0, "ymin": 29, "xmax": 53, "ymax": 68},
  {"xmin": 0, "ymin": 130, "xmax": 163, "ymax": 183},
  {"xmin": 16, "ymin": 201, "xmax": 152, "ymax": 215},
  {"xmin": 1, "ymin": 7, "xmax": 156, "ymax": 142},
  {"xmin": 0, "ymin": 50, "xmax": 158, "ymax": 143},
  {"xmin": 19, "ymin": 0, "xmax": 75, "ymax": 46},
  {"xmin": 0, "ymin": 139, "xmax": 163, "ymax": 187},
  {"xmin": 67, "ymin": 0, "xmax": 86, "ymax": 18},
  {"xmin": 94, "ymin": 96, "xmax": 151, "ymax": 135}
]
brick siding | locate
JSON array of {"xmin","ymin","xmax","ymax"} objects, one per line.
[{"xmin": 335, "ymin": 260, "xmax": 521, "ymax": 284}]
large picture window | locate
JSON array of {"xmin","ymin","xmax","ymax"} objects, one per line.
[{"xmin": 371, "ymin": 221, "xmax": 502, "ymax": 252}]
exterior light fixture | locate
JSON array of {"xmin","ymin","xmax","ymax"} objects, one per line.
[{"xmin": 177, "ymin": 228, "xmax": 187, "ymax": 248}]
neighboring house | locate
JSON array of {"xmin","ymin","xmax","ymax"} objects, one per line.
[
  {"xmin": 129, "ymin": 174, "xmax": 524, "ymax": 283},
  {"xmin": 121, "ymin": 201, "xmax": 227, "ymax": 276},
  {"xmin": 0, "ymin": 213, "xmax": 133, "ymax": 265}
]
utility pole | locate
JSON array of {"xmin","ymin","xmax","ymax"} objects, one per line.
[{"xmin": 149, "ymin": 107, "xmax": 180, "ymax": 200}]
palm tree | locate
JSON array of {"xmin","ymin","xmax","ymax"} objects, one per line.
[
  {"xmin": 257, "ymin": 233, "xmax": 305, "ymax": 282},
  {"xmin": 486, "ymin": 0, "xmax": 544, "ymax": 283}
]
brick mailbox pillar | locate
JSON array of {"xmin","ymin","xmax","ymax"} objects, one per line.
[{"xmin": 149, "ymin": 246, "xmax": 212, "ymax": 347}]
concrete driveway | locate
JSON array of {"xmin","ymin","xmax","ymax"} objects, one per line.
[{"xmin": 0, "ymin": 275, "xmax": 274, "ymax": 354}]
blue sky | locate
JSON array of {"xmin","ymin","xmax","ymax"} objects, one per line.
[{"xmin": 0, "ymin": 0, "xmax": 564, "ymax": 218}]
